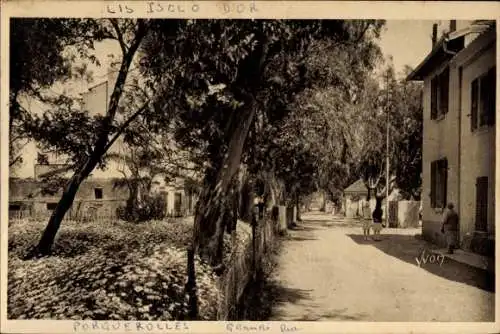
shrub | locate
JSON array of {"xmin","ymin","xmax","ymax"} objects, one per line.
[
  {"xmin": 8, "ymin": 217, "xmax": 220, "ymax": 320},
  {"xmin": 8, "ymin": 246, "xmax": 220, "ymax": 320},
  {"xmin": 117, "ymin": 194, "xmax": 167, "ymax": 222},
  {"xmin": 7, "ymin": 217, "xmax": 262, "ymax": 320}
]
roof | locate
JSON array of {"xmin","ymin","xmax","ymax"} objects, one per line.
[
  {"xmin": 344, "ymin": 179, "xmax": 368, "ymax": 194},
  {"xmin": 406, "ymin": 35, "xmax": 464, "ymax": 81},
  {"xmin": 34, "ymin": 164, "xmax": 73, "ymax": 180},
  {"xmin": 407, "ymin": 22, "xmax": 494, "ymax": 81}
]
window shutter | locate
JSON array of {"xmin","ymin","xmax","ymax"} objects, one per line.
[
  {"xmin": 475, "ymin": 177, "xmax": 488, "ymax": 231},
  {"xmin": 442, "ymin": 159, "xmax": 448, "ymax": 208},
  {"xmin": 431, "ymin": 77, "xmax": 438, "ymax": 120},
  {"xmin": 440, "ymin": 68, "xmax": 450, "ymax": 115},
  {"xmin": 430, "ymin": 161, "xmax": 436, "ymax": 208},
  {"xmin": 471, "ymin": 78, "xmax": 479, "ymax": 131},
  {"xmin": 486, "ymin": 67, "xmax": 496, "ymax": 126}
]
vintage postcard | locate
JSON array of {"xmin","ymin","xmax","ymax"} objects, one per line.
[{"xmin": 1, "ymin": 1, "xmax": 499, "ymax": 333}]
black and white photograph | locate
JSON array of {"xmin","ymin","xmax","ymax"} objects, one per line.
[{"xmin": 1, "ymin": 1, "xmax": 498, "ymax": 333}]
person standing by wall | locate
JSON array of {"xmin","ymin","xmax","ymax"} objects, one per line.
[
  {"xmin": 371, "ymin": 197, "xmax": 383, "ymax": 241},
  {"xmin": 441, "ymin": 202, "xmax": 459, "ymax": 254}
]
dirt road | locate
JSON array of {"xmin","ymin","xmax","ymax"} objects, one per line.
[{"xmin": 268, "ymin": 212, "xmax": 494, "ymax": 322}]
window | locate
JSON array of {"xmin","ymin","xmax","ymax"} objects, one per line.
[
  {"xmin": 430, "ymin": 158, "xmax": 448, "ymax": 209},
  {"xmin": 46, "ymin": 203, "xmax": 57, "ymax": 211},
  {"xmin": 431, "ymin": 67, "xmax": 450, "ymax": 120},
  {"xmin": 471, "ymin": 67, "xmax": 496, "ymax": 131},
  {"xmin": 37, "ymin": 153, "xmax": 49, "ymax": 165},
  {"xmin": 475, "ymin": 176, "xmax": 488, "ymax": 232},
  {"xmin": 94, "ymin": 188, "xmax": 103, "ymax": 199},
  {"xmin": 9, "ymin": 204, "xmax": 21, "ymax": 211}
]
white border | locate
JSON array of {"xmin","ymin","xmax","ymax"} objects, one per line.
[{"xmin": 1, "ymin": 2, "xmax": 499, "ymax": 333}]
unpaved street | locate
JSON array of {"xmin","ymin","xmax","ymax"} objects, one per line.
[{"xmin": 268, "ymin": 212, "xmax": 494, "ymax": 322}]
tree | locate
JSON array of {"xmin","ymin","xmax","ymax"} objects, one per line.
[
  {"xmin": 390, "ymin": 66, "xmax": 423, "ymax": 199},
  {"xmin": 9, "ymin": 19, "xmax": 102, "ymax": 168},
  {"xmin": 110, "ymin": 123, "xmax": 201, "ymax": 222},
  {"xmin": 19, "ymin": 19, "xmax": 155, "ymax": 257},
  {"xmin": 357, "ymin": 64, "xmax": 423, "ymax": 201},
  {"xmin": 248, "ymin": 31, "xmax": 385, "ymax": 216},
  {"xmin": 141, "ymin": 20, "xmax": 385, "ymax": 265}
]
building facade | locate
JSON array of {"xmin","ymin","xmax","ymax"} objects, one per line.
[
  {"xmin": 10, "ymin": 67, "xmax": 196, "ymax": 220},
  {"xmin": 408, "ymin": 20, "xmax": 496, "ymax": 256}
]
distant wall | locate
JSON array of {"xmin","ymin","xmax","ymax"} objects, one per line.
[
  {"xmin": 9, "ymin": 177, "xmax": 128, "ymax": 220},
  {"xmin": 396, "ymin": 201, "xmax": 420, "ymax": 228}
]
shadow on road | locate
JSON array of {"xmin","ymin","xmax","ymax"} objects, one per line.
[
  {"xmin": 285, "ymin": 235, "xmax": 319, "ymax": 242},
  {"xmin": 347, "ymin": 233, "xmax": 495, "ymax": 292},
  {"xmin": 293, "ymin": 308, "xmax": 368, "ymax": 321},
  {"xmin": 235, "ymin": 277, "xmax": 314, "ymax": 320},
  {"xmin": 242, "ymin": 278, "xmax": 369, "ymax": 321}
]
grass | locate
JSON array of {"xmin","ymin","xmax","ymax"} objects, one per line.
[{"xmin": 7, "ymin": 217, "xmax": 228, "ymax": 320}]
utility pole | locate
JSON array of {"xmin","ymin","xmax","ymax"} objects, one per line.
[{"xmin": 385, "ymin": 69, "xmax": 390, "ymax": 227}]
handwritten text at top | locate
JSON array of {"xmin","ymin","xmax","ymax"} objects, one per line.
[{"xmin": 105, "ymin": 2, "xmax": 258, "ymax": 15}]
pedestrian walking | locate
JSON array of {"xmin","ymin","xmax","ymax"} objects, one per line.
[
  {"xmin": 372, "ymin": 197, "xmax": 383, "ymax": 241},
  {"xmin": 441, "ymin": 202, "xmax": 459, "ymax": 254}
]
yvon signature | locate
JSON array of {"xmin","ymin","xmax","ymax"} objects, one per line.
[{"xmin": 415, "ymin": 249, "xmax": 445, "ymax": 267}]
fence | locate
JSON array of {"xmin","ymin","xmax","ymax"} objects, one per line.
[{"xmin": 8, "ymin": 199, "xmax": 126, "ymax": 222}]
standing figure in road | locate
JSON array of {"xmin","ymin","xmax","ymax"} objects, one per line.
[
  {"xmin": 372, "ymin": 197, "xmax": 383, "ymax": 241},
  {"xmin": 362, "ymin": 213, "xmax": 371, "ymax": 240},
  {"xmin": 441, "ymin": 202, "xmax": 459, "ymax": 254}
]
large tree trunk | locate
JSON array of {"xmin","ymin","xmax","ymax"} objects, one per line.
[
  {"xmin": 29, "ymin": 158, "xmax": 98, "ymax": 258},
  {"xmin": 192, "ymin": 34, "xmax": 270, "ymax": 265},
  {"xmin": 192, "ymin": 102, "xmax": 257, "ymax": 265}
]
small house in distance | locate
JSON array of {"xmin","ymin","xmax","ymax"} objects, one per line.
[
  {"xmin": 343, "ymin": 179, "xmax": 369, "ymax": 218},
  {"xmin": 343, "ymin": 179, "xmax": 419, "ymax": 227}
]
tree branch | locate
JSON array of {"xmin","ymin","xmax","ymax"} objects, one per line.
[
  {"xmin": 9, "ymin": 154, "xmax": 23, "ymax": 167},
  {"xmin": 109, "ymin": 19, "xmax": 128, "ymax": 54},
  {"xmin": 103, "ymin": 101, "xmax": 150, "ymax": 154}
]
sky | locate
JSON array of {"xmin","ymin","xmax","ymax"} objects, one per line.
[{"xmin": 378, "ymin": 20, "xmax": 435, "ymax": 78}]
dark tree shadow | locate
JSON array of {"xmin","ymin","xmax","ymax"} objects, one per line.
[
  {"xmin": 347, "ymin": 233, "xmax": 495, "ymax": 292},
  {"xmin": 235, "ymin": 278, "xmax": 313, "ymax": 320},
  {"xmin": 284, "ymin": 235, "xmax": 319, "ymax": 242},
  {"xmin": 289, "ymin": 224, "xmax": 322, "ymax": 232},
  {"xmin": 301, "ymin": 218, "xmax": 363, "ymax": 229}
]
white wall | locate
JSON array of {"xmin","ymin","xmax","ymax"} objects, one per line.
[
  {"xmin": 454, "ymin": 32, "xmax": 496, "ymax": 236},
  {"xmin": 421, "ymin": 61, "xmax": 461, "ymax": 224}
]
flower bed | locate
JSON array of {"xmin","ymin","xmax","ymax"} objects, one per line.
[{"xmin": 7, "ymin": 218, "xmax": 220, "ymax": 320}]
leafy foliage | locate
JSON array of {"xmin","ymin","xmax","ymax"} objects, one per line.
[
  {"xmin": 8, "ymin": 218, "xmax": 219, "ymax": 320},
  {"xmin": 9, "ymin": 18, "xmax": 107, "ymax": 167},
  {"xmin": 116, "ymin": 193, "xmax": 167, "ymax": 222},
  {"xmin": 357, "ymin": 65, "xmax": 423, "ymax": 199}
]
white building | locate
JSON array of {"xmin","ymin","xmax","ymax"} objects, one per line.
[{"xmin": 407, "ymin": 20, "xmax": 495, "ymax": 256}]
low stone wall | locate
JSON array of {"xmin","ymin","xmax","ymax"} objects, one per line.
[{"xmin": 216, "ymin": 214, "xmax": 278, "ymax": 320}]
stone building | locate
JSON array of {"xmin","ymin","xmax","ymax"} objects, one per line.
[{"xmin": 9, "ymin": 66, "xmax": 196, "ymax": 220}]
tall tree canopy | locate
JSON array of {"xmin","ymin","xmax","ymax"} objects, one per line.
[
  {"xmin": 140, "ymin": 19, "xmax": 385, "ymax": 265},
  {"xmin": 14, "ymin": 18, "xmax": 409, "ymax": 266}
]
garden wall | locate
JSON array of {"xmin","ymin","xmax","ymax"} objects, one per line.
[{"xmin": 216, "ymin": 213, "xmax": 278, "ymax": 320}]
